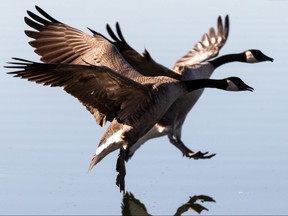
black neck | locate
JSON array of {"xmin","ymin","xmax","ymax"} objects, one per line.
[
  {"xmin": 209, "ymin": 53, "xmax": 246, "ymax": 68},
  {"xmin": 183, "ymin": 79, "xmax": 227, "ymax": 92}
]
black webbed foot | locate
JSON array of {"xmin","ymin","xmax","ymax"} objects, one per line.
[
  {"xmin": 168, "ymin": 134, "xmax": 216, "ymax": 160},
  {"xmin": 187, "ymin": 151, "xmax": 216, "ymax": 159}
]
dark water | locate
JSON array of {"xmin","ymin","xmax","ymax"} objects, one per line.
[{"xmin": 1, "ymin": 0, "xmax": 287, "ymax": 215}]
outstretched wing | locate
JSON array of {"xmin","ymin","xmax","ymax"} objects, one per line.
[
  {"xmin": 104, "ymin": 22, "xmax": 181, "ymax": 80},
  {"xmin": 25, "ymin": 6, "xmax": 137, "ymax": 73},
  {"xmin": 25, "ymin": 6, "xmax": 143, "ymax": 126},
  {"xmin": 25, "ymin": 6, "xmax": 98, "ymax": 65},
  {"xmin": 6, "ymin": 58, "xmax": 152, "ymax": 128},
  {"xmin": 173, "ymin": 15, "xmax": 229, "ymax": 71}
]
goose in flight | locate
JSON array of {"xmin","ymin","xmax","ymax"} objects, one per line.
[
  {"xmin": 23, "ymin": 6, "xmax": 273, "ymax": 161},
  {"xmin": 6, "ymin": 57, "xmax": 253, "ymax": 192},
  {"xmin": 105, "ymin": 21, "xmax": 273, "ymax": 160}
]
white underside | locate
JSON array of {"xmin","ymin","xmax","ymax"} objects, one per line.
[
  {"xmin": 96, "ymin": 124, "xmax": 132, "ymax": 156},
  {"xmin": 128, "ymin": 124, "xmax": 169, "ymax": 156},
  {"xmin": 128, "ymin": 63, "xmax": 215, "ymax": 157},
  {"xmin": 96, "ymin": 130, "xmax": 123, "ymax": 155}
]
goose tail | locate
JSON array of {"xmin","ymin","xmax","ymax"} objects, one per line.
[
  {"xmin": 88, "ymin": 154, "xmax": 100, "ymax": 172},
  {"xmin": 87, "ymin": 141, "xmax": 122, "ymax": 172}
]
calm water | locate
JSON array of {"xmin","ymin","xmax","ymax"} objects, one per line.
[{"xmin": 1, "ymin": 0, "xmax": 287, "ymax": 215}]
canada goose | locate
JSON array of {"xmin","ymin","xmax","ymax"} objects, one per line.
[
  {"xmin": 105, "ymin": 21, "xmax": 274, "ymax": 160},
  {"xmin": 6, "ymin": 58, "xmax": 253, "ymax": 191},
  {"xmin": 24, "ymin": 6, "xmax": 273, "ymax": 161}
]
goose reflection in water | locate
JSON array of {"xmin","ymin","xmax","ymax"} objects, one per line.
[{"xmin": 121, "ymin": 192, "xmax": 215, "ymax": 216}]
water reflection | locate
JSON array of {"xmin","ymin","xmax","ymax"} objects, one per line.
[
  {"xmin": 121, "ymin": 192, "xmax": 215, "ymax": 215},
  {"xmin": 174, "ymin": 195, "xmax": 216, "ymax": 215}
]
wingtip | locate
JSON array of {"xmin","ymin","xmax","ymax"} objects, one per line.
[
  {"xmin": 87, "ymin": 27, "xmax": 95, "ymax": 34},
  {"xmin": 34, "ymin": 5, "xmax": 46, "ymax": 16},
  {"xmin": 24, "ymin": 16, "xmax": 29, "ymax": 23},
  {"xmin": 11, "ymin": 57, "xmax": 33, "ymax": 63},
  {"xmin": 106, "ymin": 23, "xmax": 111, "ymax": 30},
  {"xmin": 225, "ymin": 14, "xmax": 230, "ymax": 29},
  {"xmin": 35, "ymin": 5, "xmax": 43, "ymax": 13},
  {"xmin": 217, "ymin": 15, "xmax": 222, "ymax": 24},
  {"xmin": 26, "ymin": 10, "xmax": 36, "ymax": 19}
]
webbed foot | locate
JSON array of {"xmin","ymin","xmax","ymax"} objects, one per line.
[{"xmin": 187, "ymin": 151, "xmax": 216, "ymax": 159}]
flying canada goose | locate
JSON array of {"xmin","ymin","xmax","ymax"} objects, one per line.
[
  {"xmin": 24, "ymin": 6, "xmax": 273, "ymax": 161},
  {"xmin": 6, "ymin": 57, "xmax": 253, "ymax": 192},
  {"xmin": 105, "ymin": 22, "xmax": 274, "ymax": 160}
]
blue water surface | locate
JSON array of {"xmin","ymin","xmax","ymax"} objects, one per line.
[{"xmin": 0, "ymin": 0, "xmax": 287, "ymax": 215}]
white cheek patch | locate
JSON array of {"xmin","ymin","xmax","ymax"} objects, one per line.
[
  {"xmin": 245, "ymin": 51, "xmax": 258, "ymax": 63},
  {"xmin": 227, "ymin": 80, "xmax": 239, "ymax": 91}
]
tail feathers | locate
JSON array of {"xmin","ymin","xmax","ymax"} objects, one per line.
[
  {"xmin": 125, "ymin": 150, "xmax": 134, "ymax": 161},
  {"xmin": 88, "ymin": 154, "xmax": 101, "ymax": 172}
]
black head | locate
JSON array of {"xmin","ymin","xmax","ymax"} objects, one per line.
[
  {"xmin": 225, "ymin": 77, "xmax": 254, "ymax": 92},
  {"xmin": 245, "ymin": 49, "xmax": 274, "ymax": 63}
]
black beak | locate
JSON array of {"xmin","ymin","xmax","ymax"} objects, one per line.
[
  {"xmin": 245, "ymin": 84, "xmax": 254, "ymax": 92},
  {"xmin": 263, "ymin": 54, "xmax": 274, "ymax": 62}
]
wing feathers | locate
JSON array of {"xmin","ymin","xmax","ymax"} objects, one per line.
[
  {"xmin": 173, "ymin": 15, "xmax": 230, "ymax": 71},
  {"xmin": 24, "ymin": 7, "xmax": 96, "ymax": 65},
  {"xmin": 34, "ymin": 5, "xmax": 61, "ymax": 23},
  {"xmin": 105, "ymin": 22, "xmax": 181, "ymax": 79},
  {"xmin": 6, "ymin": 58, "xmax": 152, "ymax": 127}
]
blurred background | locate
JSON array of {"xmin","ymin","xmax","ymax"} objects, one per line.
[{"xmin": 1, "ymin": 0, "xmax": 287, "ymax": 214}]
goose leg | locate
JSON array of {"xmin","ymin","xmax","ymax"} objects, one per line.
[
  {"xmin": 168, "ymin": 134, "xmax": 216, "ymax": 159},
  {"xmin": 116, "ymin": 148, "xmax": 126, "ymax": 192}
]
